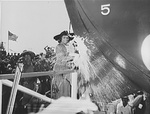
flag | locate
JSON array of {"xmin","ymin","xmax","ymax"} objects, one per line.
[{"xmin": 8, "ymin": 31, "xmax": 18, "ymax": 41}]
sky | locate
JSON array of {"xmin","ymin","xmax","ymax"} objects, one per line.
[{"xmin": 1, "ymin": 0, "xmax": 72, "ymax": 54}]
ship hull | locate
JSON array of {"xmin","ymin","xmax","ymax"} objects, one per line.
[{"xmin": 65, "ymin": 0, "xmax": 150, "ymax": 102}]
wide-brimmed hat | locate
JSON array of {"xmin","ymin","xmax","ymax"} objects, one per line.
[
  {"xmin": 20, "ymin": 50, "xmax": 35, "ymax": 59},
  {"xmin": 54, "ymin": 31, "xmax": 74, "ymax": 41}
]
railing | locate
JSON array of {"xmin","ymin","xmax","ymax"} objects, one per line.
[{"xmin": 0, "ymin": 63, "xmax": 77, "ymax": 114}]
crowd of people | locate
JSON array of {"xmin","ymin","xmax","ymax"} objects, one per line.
[
  {"xmin": 0, "ymin": 45, "xmax": 56, "ymax": 114},
  {"xmin": 0, "ymin": 48, "xmax": 55, "ymax": 75},
  {"xmin": 0, "ymin": 52, "xmax": 20, "ymax": 74}
]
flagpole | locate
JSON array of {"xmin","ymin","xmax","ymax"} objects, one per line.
[
  {"xmin": 69, "ymin": 21, "xmax": 71, "ymax": 33},
  {"xmin": 8, "ymin": 35, "xmax": 9, "ymax": 53}
]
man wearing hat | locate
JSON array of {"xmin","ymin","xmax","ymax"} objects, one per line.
[
  {"xmin": 52, "ymin": 30, "xmax": 74, "ymax": 98},
  {"xmin": 117, "ymin": 93, "xmax": 143, "ymax": 114},
  {"xmin": 16, "ymin": 50, "xmax": 40, "ymax": 114}
]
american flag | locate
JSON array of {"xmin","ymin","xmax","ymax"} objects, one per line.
[{"xmin": 8, "ymin": 31, "xmax": 18, "ymax": 41}]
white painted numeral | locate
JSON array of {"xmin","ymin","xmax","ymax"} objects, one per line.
[{"xmin": 101, "ymin": 4, "xmax": 110, "ymax": 15}]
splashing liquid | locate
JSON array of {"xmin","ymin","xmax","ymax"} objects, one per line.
[
  {"xmin": 68, "ymin": 35, "xmax": 96, "ymax": 82},
  {"xmin": 67, "ymin": 35, "xmax": 138, "ymax": 104}
]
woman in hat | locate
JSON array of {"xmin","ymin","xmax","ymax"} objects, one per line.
[{"xmin": 53, "ymin": 30, "xmax": 75, "ymax": 98}]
